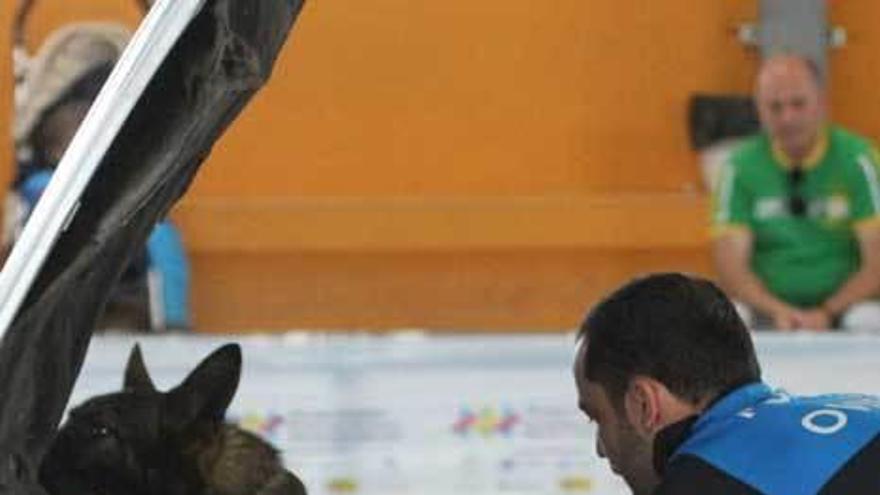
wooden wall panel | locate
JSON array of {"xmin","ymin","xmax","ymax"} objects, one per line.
[
  {"xmin": 0, "ymin": 2, "xmax": 10, "ymax": 188},
  {"xmin": 0, "ymin": 0, "xmax": 761, "ymax": 198},
  {"xmin": 0, "ymin": 1, "xmax": 766, "ymax": 331},
  {"xmin": 191, "ymin": 249, "xmax": 713, "ymax": 332},
  {"xmin": 192, "ymin": 0, "xmax": 758, "ymax": 197},
  {"xmin": 829, "ymin": 3, "xmax": 880, "ymax": 142}
]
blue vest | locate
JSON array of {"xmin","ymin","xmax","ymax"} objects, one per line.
[
  {"xmin": 674, "ymin": 383, "xmax": 880, "ymax": 495},
  {"xmin": 17, "ymin": 169, "xmax": 191, "ymax": 328}
]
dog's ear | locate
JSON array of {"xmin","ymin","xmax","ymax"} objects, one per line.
[
  {"xmin": 166, "ymin": 344, "xmax": 241, "ymax": 427},
  {"xmin": 123, "ymin": 344, "xmax": 157, "ymax": 393}
]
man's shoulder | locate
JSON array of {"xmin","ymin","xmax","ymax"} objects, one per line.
[
  {"xmin": 656, "ymin": 454, "xmax": 761, "ymax": 494},
  {"xmin": 828, "ymin": 125, "xmax": 876, "ymax": 156},
  {"xmin": 674, "ymin": 392, "xmax": 880, "ymax": 494},
  {"xmin": 820, "ymin": 431, "xmax": 880, "ymax": 494},
  {"xmin": 724, "ymin": 134, "xmax": 775, "ymax": 185},
  {"xmin": 661, "ymin": 438, "xmax": 880, "ymax": 495},
  {"xmin": 729, "ymin": 133, "xmax": 770, "ymax": 160}
]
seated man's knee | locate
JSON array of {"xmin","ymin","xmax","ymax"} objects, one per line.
[{"xmin": 840, "ymin": 302, "xmax": 880, "ymax": 333}]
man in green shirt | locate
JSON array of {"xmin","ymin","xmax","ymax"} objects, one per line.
[{"xmin": 713, "ymin": 54, "xmax": 880, "ymax": 331}]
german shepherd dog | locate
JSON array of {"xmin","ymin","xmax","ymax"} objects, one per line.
[{"xmin": 39, "ymin": 344, "xmax": 307, "ymax": 495}]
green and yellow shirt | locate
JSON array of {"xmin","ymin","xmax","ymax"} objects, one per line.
[{"xmin": 713, "ymin": 125, "xmax": 880, "ymax": 306}]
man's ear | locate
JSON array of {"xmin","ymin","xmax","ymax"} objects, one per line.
[
  {"xmin": 123, "ymin": 344, "xmax": 157, "ymax": 393},
  {"xmin": 165, "ymin": 343, "xmax": 241, "ymax": 428},
  {"xmin": 623, "ymin": 376, "xmax": 664, "ymax": 437}
]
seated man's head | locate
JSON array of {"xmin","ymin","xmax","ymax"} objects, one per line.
[
  {"xmin": 573, "ymin": 273, "xmax": 760, "ymax": 495},
  {"xmin": 16, "ymin": 23, "xmax": 131, "ymax": 168},
  {"xmin": 755, "ymin": 54, "xmax": 825, "ymax": 162}
]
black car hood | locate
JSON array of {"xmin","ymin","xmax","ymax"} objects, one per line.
[{"xmin": 0, "ymin": 0, "xmax": 304, "ymax": 491}]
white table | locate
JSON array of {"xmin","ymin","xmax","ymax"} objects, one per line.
[{"xmin": 70, "ymin": 332, "xmax": 880, "ymax": 495}]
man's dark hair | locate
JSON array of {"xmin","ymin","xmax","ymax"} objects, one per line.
[{"xmin": 578, "ymin": 273, "xmax": 761, "ymax": 408}]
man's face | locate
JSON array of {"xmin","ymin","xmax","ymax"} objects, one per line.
[
  {"xmin": 39, "ymin": 99, "xmax": 92, "ymax": 165},
  {"xmin": 574, "ymin": 341, "xmax": 659, "ymax": 495},
  {"xmin": 756, "ymin": 59, "xmax": 824, "ymax": 161}
]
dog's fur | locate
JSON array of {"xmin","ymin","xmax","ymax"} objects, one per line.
[{"xmin": 39, "ymin": 344, "xmax": 306, "ymax": 495}]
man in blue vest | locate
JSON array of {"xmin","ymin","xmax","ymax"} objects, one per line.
[{"xmin": 574, "ymin": 273, "xmax": 880, "ymax": 494}]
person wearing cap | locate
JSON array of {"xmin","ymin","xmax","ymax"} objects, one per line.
[
  {"xmin": 712, "ymin": 53, "xmax": 880, "ymax": 331},
  {"xmin": 8, "ymin": 0, "xmax": 190, "ymax": 331}
]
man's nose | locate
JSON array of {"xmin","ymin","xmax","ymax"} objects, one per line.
[{"xmin": 779, "ymin": 105, "xmax": 801, "ymax": 126}]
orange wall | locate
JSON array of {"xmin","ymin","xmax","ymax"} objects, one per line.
[
  {"xmin": 0, "ymin": 4, "xmax": 9, "ymax": 186},
  {"xmin": 830, "ymin": 3, "xmax": 880, "ymax": 141},
  {"xmin": 198, "ymin": 0, "xmax": 758, "ymax": 197},
  {"xmin": 18, "ymin": 1, "xmax": 880, "ymax": 331},
  {"xmin": 0, "ymin": 0, "xmax": 762, "ymax": 201}
]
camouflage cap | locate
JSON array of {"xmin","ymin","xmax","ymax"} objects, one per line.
[{"xmin": 15, "ymin": 22, "xmax": 131, "ymax": 147}]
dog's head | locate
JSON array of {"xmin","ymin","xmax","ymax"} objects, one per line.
[{"xmin": 39, "ymin": 343, "xmax": 241, "ymax": 495}]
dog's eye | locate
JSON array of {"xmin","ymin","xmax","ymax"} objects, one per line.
[{"xmin": 90, "ymin": 425, "xmax": 112, "ymax": 438}]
